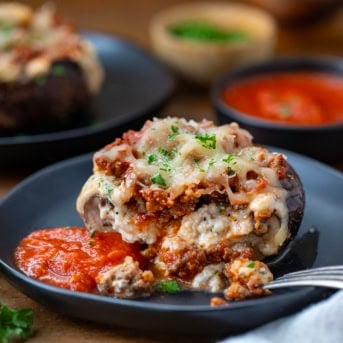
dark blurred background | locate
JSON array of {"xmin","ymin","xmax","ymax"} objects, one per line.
[{"xmin": 18, "ymin": 0, "xmax": 343, "ymax": 56}]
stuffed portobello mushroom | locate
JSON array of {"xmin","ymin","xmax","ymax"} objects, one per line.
[
  {"xmin": 76, "ymin": 118, "xmax": 305, "ymax": 300},
  {"xmin": 0, "ymin": 2, "xmax": 103, "ymax": 131}
]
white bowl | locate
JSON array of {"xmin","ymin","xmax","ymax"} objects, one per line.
[{"xmin": 150, "ymin": 2, "xmax": 277, "ymax": 86}]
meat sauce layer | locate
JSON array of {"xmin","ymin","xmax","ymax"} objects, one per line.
[{"xmin": 14, "ymin": 227, "xmax": 143, "ymax": 292}]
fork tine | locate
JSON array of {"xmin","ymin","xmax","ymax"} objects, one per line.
[
  {"xmin": 264, "ymin": 265, "xmax": 343, "ymax": 290},
  {"xmin": 277, "ymin": 270, "xmax": 343, "ymax": 281},
  {"xmin": 271, "ymin": 275, "xmax": 343, "ymax": 283},
  {"xmin": 284, "ymin": 266, "xmax": 343, "ymax": 277},
  {"xmin": 265, "ymin": 279, "xmax": 343, "ymax": 290}
]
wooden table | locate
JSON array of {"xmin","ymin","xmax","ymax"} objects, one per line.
[{"xmin": 1, "ymin": 1, "xmax": 342, "ymax": 342}]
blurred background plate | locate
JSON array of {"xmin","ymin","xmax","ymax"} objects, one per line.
[{"xmin": 0, "ymin": 32, "xmax": 175, "ymax": 169}]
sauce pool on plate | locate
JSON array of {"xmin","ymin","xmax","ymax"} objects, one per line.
[
  {"xmin": 222, "ymin": 73, "xmax": 343, "ymax": 125},
  {"xmin": 14, "ymin": 227, "xmax": 144, "ymax": 293}
]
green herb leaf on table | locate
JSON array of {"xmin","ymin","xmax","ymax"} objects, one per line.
[{"xmin": 0, "ymin": 303, "xmax": 33, "ymax": 343}]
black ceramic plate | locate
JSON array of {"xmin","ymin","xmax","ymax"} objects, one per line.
[
  {"xmin": 0, "ymin": 32, "xmax": 174, "ymax": 168},
  {"xmin": 0, "ymin": 149, "xmax": 342, "ymax": 335}
]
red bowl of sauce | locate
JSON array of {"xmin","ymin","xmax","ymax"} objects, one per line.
[{"xmin": 212, "ymin": 57, "xmax": 343, "ymax": 161}]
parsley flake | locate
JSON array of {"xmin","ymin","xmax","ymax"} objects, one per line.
[
  {"xmin": 157, "ymin": 147, "xmax": 175, "ymax": 159},
  {"xmin": 247, "ymin": 262, "xmax": 256, "ymax": 268},
  {"xmin": 194, "ymin": 158, "xmax": 205, "ymax": 172},
  {"xmin": 208, "ymin": 158, "xmax": 216, "ymax": 167},
  {"xmin": 147, "ymin": 154, "xmax": 157, "ymax": 164},
  {"xmin": 104, "ymin": 184, "xmax": 114, "ymax": 200},
  {"xmin": 151, "ymin": 173, "xmax": 167, "ymax": 187},
  {"xmin": 169, "ymin": 125, "xmax": 179, "ymax": 140},
  {"xmin": 155, "ymin": 280, "xmax": 180, "ymax": 293},
  {"xmin": 195, "ymin": 133, "xmax": 216, "ymax": 149},
  {"xmin": 148, "ymin": 147, "xmax": 176, "ymax": 173},
  {"xmin": 223, "ymin": 154, "xmax": 235, "ymax": 164},
  {"xmin": 223, "ymin": 154, "xmax": 237, "ymax": 175}
]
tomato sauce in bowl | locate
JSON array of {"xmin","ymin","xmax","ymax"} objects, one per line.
[
  {"xmin": 221, "ymin": 73, "xmax": 343, "ymax": 126},
  {"xmin": 14, "ymin": 227, "xmax": 144, "ymax": 293}
]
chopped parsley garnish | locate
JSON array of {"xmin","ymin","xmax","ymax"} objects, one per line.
[
  {"xmin": 223, "ymin": 154, "xmax": 237, "ymax": 175},
  {"xmin": 147, "ymin": 154, "xmax": 157, "ymax": 164},
  {"xmin": 208, "ymin": 158, "xmax": 216, "ymax": 167},
  {"xmin": 88, "ymin": 240, "xmax": 95, "ymax": 246},
  {"xmin": 90, "ymin": 231, "xmax": 96, "ymax": 238},
  {"xmin": 0, "ymin": 303, "xmax": 33, "ymax": 342},
  {"xmin": 147, "ymin": 147, "xmax": 176, "ymax": 173},
  {"xmin": 194, "ymin": 158, "xmax": 205, "ymax": 172},
  {"xmin": 51, "ymin": 65, "xmax": 65, "ymax": 77},
  {"xmin": 195, "ymin": 133, "xmax": 216, "ymax": 149},
  {"xmin": 155, "ymin": 280, "xmax": 180, "ymax": 293},
  {"xmin": 222, "ymin": 153, "xmax": 235, "ymax": 164},
  {"xmin": 249, "ymin": 153, "xmax": 255, "ymax": 161},
  {"xmin": 159, "ymin": 165, "xmax": 171, "ymax": 172},
  {"xmin": 102, "ymin": 184, "xmax": 114, "ymax": 200},
  {"xmin": 169, "ymin": 125, "xmax": 179, "ymax": 140},
  {"xmin": 157, "ymin": 147, "xmax": 175, "ymax": 159},
  {"xmin": 247, "ymin": 262, "xmax": 256, "ymax": 268},
  {"xmin": 151, "ymin": 173, "xmax": 167, "ymax": 187}
]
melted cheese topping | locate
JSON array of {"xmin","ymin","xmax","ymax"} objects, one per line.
[
  {"xmin": 0, "ymin": 3, "xmax": 103, "ymax": 92},
  {"xmin": 77, "ymin": 117, "xmax": 289, "ymax": 256}
]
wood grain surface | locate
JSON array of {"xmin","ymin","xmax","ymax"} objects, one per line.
[{"xmin": 0, "ymin": 1, "xmax": 342, "ymax": 342}]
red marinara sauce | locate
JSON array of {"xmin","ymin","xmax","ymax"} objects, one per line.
[
  {"xmin": 14, "ymin": 227, "xmax": 144, "ymax": 293},
  {"xmin": 222, "ymin": 73, "xmax": 343, "ymax": 125}
]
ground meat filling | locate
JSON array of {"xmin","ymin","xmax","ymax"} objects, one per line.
[
  {"xmin": 77, "ymin": 117, "xmax": 304, "ymax": 299},
  {"xmin": 224, "ymin": 259, "xmax": 273, "ymax": 299},
  {"xmin": 97, "ymin": 256, "xmax": 154, "ymax": 298}
]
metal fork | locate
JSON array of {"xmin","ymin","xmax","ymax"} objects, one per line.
[{"xmin": 264, "ymin": 265, "xmax": 343, "ymax": 290}]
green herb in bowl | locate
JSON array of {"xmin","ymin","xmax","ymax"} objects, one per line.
[{"xmin": 169, "ymin": 20, "xmax": 250, "ymax": 43}]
